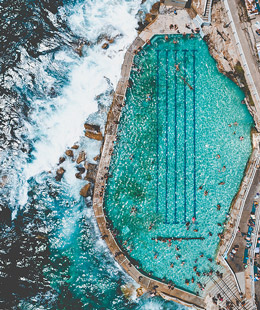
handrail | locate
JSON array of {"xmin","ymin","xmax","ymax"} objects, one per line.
[
  {"xmin": 223, "ymin": 151, "xmax": 259, "ymax": 257},
  {"xmin": 249, "ymin": 199, "xmax": 260, "ymax": 306},
  {"xmin": 223, "ymin": 0, "xmax": 260, "ymax": 130},
  {"xmin": 221, "ymin": 255, "xmax": 242, "ymax": 294}
]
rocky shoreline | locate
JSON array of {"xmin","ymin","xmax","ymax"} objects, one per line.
[{"xmin": 195, "ymin": 1, "xmax": 254, "ymax": 106}]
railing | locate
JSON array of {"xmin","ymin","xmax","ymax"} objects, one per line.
[
  {"xmin": 223, "ymin": 151, "xmax": 259, "ymax": 257},
  {"xmin": 249, "ymin": 199, "xmax": 260, "ymax": 308},
  {"xmin": 223, "ymin": 0, "xmax": 260, "ymax": 130}
]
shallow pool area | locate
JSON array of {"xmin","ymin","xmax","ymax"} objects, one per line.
[{"xmin": 104, "ymin": 34, "xmax": 253, "ymax": 293}]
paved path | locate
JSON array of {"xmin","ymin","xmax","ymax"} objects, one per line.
[{"xmin": 226, "ymin": 0, "xmax": 260, "ymax": 127}]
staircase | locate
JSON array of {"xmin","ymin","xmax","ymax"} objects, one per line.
[
  {"xmin": 202, "ymin": 0, "xmax": 213, "ymax": 25},
  {"xmin": 208, "ymin": 272, "xmax": 255, "ymax": 310}
]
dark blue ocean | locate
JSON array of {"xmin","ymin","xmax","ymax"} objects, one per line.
[{"xmin": 0, "ymin": 0, "xmax": 189, "ymax": 309}]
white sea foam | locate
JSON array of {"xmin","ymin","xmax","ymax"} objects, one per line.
[{"xmin": 14, "ymin": 0, "xmax": 155, "ymax": 205}]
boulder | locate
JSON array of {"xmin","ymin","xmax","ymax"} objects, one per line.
[
  {"xmin": 93, "ymin": 154, "xmax": 100, "ymax": 162},
  {"xmin": 102, "ymin": 43, "xmax": 109, "ymax": 49},
  {"xmin": 59, "ymin": 157, "xmax": 66, "ymax": 164},
  {"xmin": 84, "ymin": 123, "xmax": 103, "ymax": 141},
  {"xmin": 55, "ymin": 167, "xmax": 65, "ymax": 181},
  {"xmin": 85, "ymin": 131, "xmax": 103, "ymax": 141},
  {"xmin": 75, "ymin": 172, "xmax": 82, "ymax": 179},
  {"xmin": 71, "ymin": 144, "xmax": 79, "ymax": 149},
  {"xmin": 84, "ymin": 161, "xmax": 89, "ymax": 170},
  {"xmin": 76, "ymin": 151, "xmax": 86, "ymax": 164},
  {"xmin": 76, "ymin": 166, "xmax": 85, "ymax": 174},
  {"xmin": 84, "ymin": 163, "xmax": 97, "ymax": 182},
  {"xmin": 80, "ymin": 183, "xmax": 91, "ymax": 197},
  {"xmin": 84, "ymin": 123, "xmax": 100, "ymax": 132},
  {"xmin": 65, "ymin": 150, "xmax": 73, "ymax": 157}
]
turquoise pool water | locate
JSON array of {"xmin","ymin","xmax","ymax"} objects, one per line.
[{"xmin": 104, "ymin": 35, "xmax": 253, "ymax": 293}]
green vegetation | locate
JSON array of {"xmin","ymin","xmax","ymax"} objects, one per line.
[{"xmin": 234, "ymin": 62, "xmax": 254, "ymax": 106}]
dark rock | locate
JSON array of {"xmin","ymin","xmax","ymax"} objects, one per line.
[
  {"xmin": 93, "ymin": 155, "xmax": 100, "ymax": 162},
  {"xmin": 84, "ymin": 123, "xmax": 103, "ymax": 141},
  {"xmin": 59, "ymin": 157, "xmax": 65, "ymax": 164},
  {"xmin": 65, "ymin": 150, "xmax": 73, "ymax": 157},
  {"xmin": 55, "ymin": 167, "xmax": 65, "ymax": 181},
  {"xmin": 84, "ymin": 163, "xmax": 97, "ymax": 182},
  {"xmin": 75, "ymin": 172, "xmax": 82, "ymax": 179},
  {"xmin": 102, "ymin": 43, "xmax": 109, "ymax": 49},
  {"xmin": 0, "ymin": 204, "xmax": 11, "ymax": 226},
  {"xmin": 76, "ymin": 166, "xmax": 85, "ymax": 174},
  {"xmin": 76, "ymin": 151, "xmax": 85, "ymax": 164},
  {"xmin": 80, "ymin": 183, "xmax": 91, "ymax": 197}
]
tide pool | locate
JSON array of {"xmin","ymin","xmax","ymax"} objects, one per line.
[{"xmin": 104, "ymin": 34, "xmax": 253, "ymax": 293}]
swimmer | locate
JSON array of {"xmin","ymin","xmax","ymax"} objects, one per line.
[
  {"xmin": 228, "ymin": 124, "xmax": 232, "ymax": 127},
  {"xmin": 148, "ymin": 222, "xmax": 154, "ymax": 231},
  {"xmin": 216, "ymin": 154, "xmax": 220, "ymax": 159},
  {"xmin": 165, "ymin": 35, "xmax": 169, "ymax": 41},
  {"xmin": 199, "ymin": 254, "xmax": 204, "ymax": 258},
  {"xmin": 185, "ymin": 279, "xmax": 189, "ymax": 285},
  {"xmin": 176, "ymin": 254, "xmax": 180, "ymax": 260},
  {"xmin": 240, "ymin": 136, "xmax": 244, "ymax": 141},
  {"xmin": 181, "ymin": 261, "xmax": 185, "ymax": 266},
  {"xmin": 146, "ymin": 39, "xmax": 151, "ymax": 45},
  {"xmin": 175, "ymin": 246, "xmax": 180, "ymax": 251},
  {"xmin": 217, "ymin": 204, "xmax": 221, "ymax": 210},
  {"xmin": 175, "ymin": 63, "xmax": 180, "ymax": 71},
  {"xmin": 131, "ymin": 206, "xmax": 137, "ymax": 214},
  {"xmin": 190, "ymin": 33, "xmax": 194, "ymax": 38},
  {"xmin": 219, "ymin": 182, "xmax": 225, "ymax": 185},
  {"xmin": 204, "ymin": 190, "xmax": 208, "ymax": 196},
  {"xmin": 191, "ymin": 277, "xmax": 195, "ymax": 283},
  {"xmin": 198, "ymin": 185, "xmax": 203, "ymax": 190},
  {"xmin": 170, "ymin": 263, "xmax": 174, "ymax": 268},
  {"xmin": 194, "ymin": 229, "xmax": 198, "ymax": 232},
  {"xmin": 154, "ymin": 253, "xmax": 158, "ymax": 259},
  {"xmin": 183, "ymin": 32, "xmax": 186, "ymax": 37},
  {"xmin": 222, "ymin": 166, "xmax": 226, "ymax": 172},
  {"xmin": 146, "ymin": 94, "xmax": 151, "ymax": 101},
  {"xmin": 234, "ymin": 122, "xmax": 238, "ymax": 126},
  {"xmin": 192, "ymin": 217, "xmax": 196, "ymax": 223},
  {"xmin": 193, "ymin": 266, "xmax": 197, "ymax": 271},
  {"xmin": 173, "ymin": 40, "xmax": 178, "ymax": 44}
]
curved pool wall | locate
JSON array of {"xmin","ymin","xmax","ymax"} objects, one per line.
[{"xmin": 104, "ymin": 34, "xmax": 253, "ymax": 292}]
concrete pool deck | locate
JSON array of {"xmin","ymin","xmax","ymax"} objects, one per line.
[{"xmin": 92, "ymin": 6, "xmax": 260, "ymax": 310}]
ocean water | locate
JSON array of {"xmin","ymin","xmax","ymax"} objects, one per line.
[
  {"xmin": 0, "ymin": 0, "xmax": 189, "ymax": 309},
  {"xmin": 104, "ymin": 35, "xmax": 253, "ymax": 292}
]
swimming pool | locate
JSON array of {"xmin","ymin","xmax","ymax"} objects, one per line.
[{"xmin": 104, "ymin": 35, "xmax": 253, "ymax": 293}]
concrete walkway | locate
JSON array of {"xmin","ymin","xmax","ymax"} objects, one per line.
[
  {"xmin": 226, "ymin": 168, "xmax": 260, "ymax": 307},
  {"xmin": 225, "ymin": 0, "xmax": 260, "ymax": 128}
]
